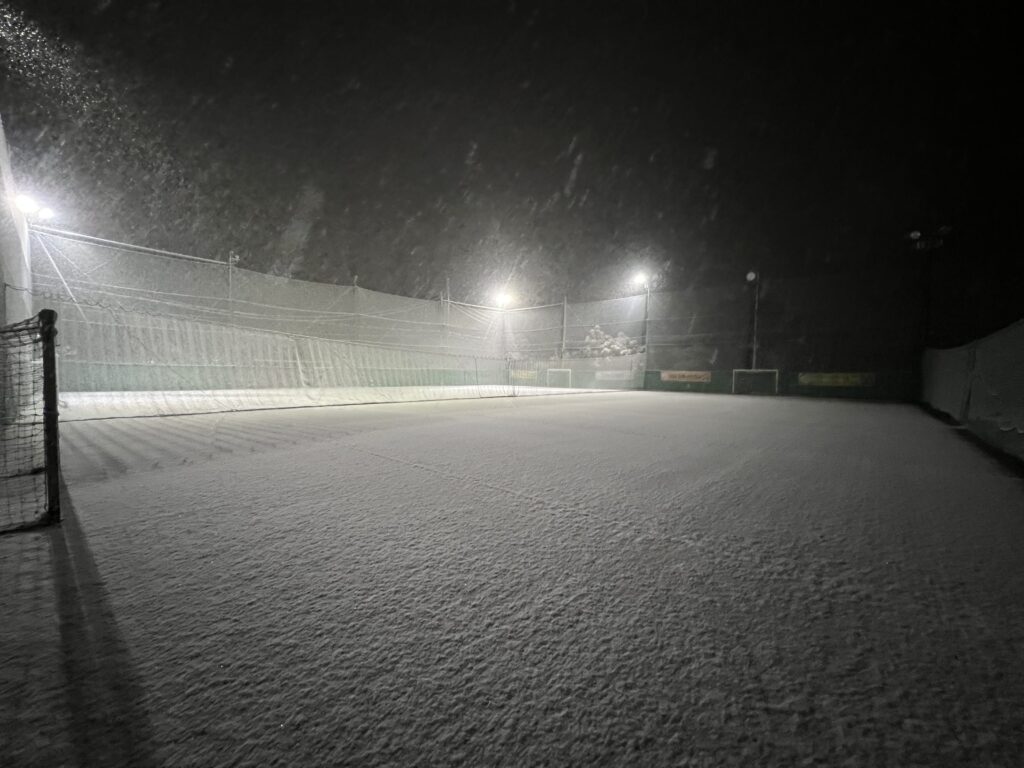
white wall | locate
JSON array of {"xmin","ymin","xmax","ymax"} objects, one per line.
[{"xmin": 0, "ymin": 113, "xmax": 32, "ymax": 324}]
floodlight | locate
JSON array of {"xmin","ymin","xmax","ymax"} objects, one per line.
[
  {"xmin": 493, "ymin": 290, "xmax": 514, "ymax": 308},
  {"xmin": 14, "ymin": 194, "xmax": 40, "ymax": 215},
  {"xmin": 746, "ymin": 271, "xmax": 757, "ymax": 282},
  {"xmin": 631, "ymin": 271, "xmax": 648, "ymax": 286},
  {"xmin": 37, "ymin": 206, "xmax": 56, "ymax": 221}
]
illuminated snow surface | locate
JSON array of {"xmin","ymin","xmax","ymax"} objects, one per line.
[
  {"xmin": 58, "ymin": 385, "xmax": 609, "ymax": 420},
  {"xmin": 7, "ymin": 391, "xmax": 1024, "ymax": 766}
]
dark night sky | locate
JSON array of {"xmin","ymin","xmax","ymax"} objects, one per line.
[{"xmin": 1, "ymin": 1, "xmax": 1020, "ymax": 340}]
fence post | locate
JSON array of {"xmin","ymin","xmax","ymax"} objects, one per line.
[
  {"xmin": 752, "ymin": 276, "xmax": 760, "ymax": 369},
  {"xmin": 443, "ymin": 277, "xmax": 450, "ymax": 355},
  {"xmin": 960, "ymin": 344, "xmax": 977, "ymax": 423},
  {"xmin": 39, "ymin": 309, "xmax": 60, "ymax": 524},
  {"xmin": 642, "ymin": 283, "xmax": 651, "ymax": 351},
  {"xmin": 560, "ymin": 295, "xmax": 567, "ymax": 361}
]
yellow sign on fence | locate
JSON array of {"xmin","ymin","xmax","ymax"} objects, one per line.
[
  {"xmin": 797, "ymin": 372, "xmax": 876, "ymax": 387},
  {"xmin": 660, "ymin": 370, "xmax": 712, "ymax": 383}
]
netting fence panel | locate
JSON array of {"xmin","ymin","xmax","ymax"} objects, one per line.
[
  {"xmin": 226, "ymin": 267, "xmax": 358, "ymax": 340},
  {"xmin": 352, "ymin": 287, "xmax": 445, "ymax": 351},
  {"xmin": 48, "ymin": 300, "xmax": 533, "ymax": 419},
  {"xmin": 966, "ymin": 320, "xmax": 1024, "ymax": 458},
  {"xmin": 1, "ymin": 310, "xmax": 59, "ymax": 533},
  {"xmin": 504, "ymin": 303, "xmax": 564, "ymax": 359},
  {"xmin": 923, "ymin": 318, "xmax": 1024, "ymax": 462},
  {"xmin": 545, "ymin": 353, "xmax": 645, "ymax": 389},
  {"xmin": 26, "ymin": 230, "xmax": 656, "ymax": 419},
  {"xmin": 922, "ymin": 345, "xmax": 971, "ymax": 421},
  {"xmin": 30, "ymin": 233, "xmax": 232, "ymax": 322},
  {"xmin": 647, "ymin": 287, "xmax": 750, "ymax": 371},
  {"xmin": 28, "ymin": 227, "xmax": 937, "ymax": 405},
  {"xmin": 565, "ymin": 295, "xmax": 646, "ymax": 357},
  {"xmin": 445, "ymin": 302, "xmax": 504, "ymax": 357}
]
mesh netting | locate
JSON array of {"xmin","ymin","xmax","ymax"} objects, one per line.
[
  {"xmin": 566, "ymin": 296, "xmax": 646, "ymax": 355},
  {"xmin": 27, "ymin": 230, "xmax": 647, "ymax": 419},
  {"xmin": 1, "ymin": 313, "xmax": 51, "ymax": 533},
  {"xmin": 647, "ymin": 287, "xmax": 750, "ymax": 371},
  {"xmin": 922, "ymin": 319, "xmax": 1024, "ymax": 461},
  {"xmin": 966, "ymin": 321, "xmax": 1024, "ymax": 449},
  {"xmin": 922, "ymin": 345, "xmax": 972, "ymax": 420},
  {"xmin": 54, "ymin": 304, "xmax": 544, "ymax": 418}
]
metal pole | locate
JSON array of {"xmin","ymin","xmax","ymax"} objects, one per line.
[
  {"xmin": 444, "ymin": 277, "xmax": 450, "ymax": 354},
  {"xmin": 227, "ymin": 254, "xmax": 238, "ymax": 378},
  {"xmin": 560, "ymin": 294, "xmax": 567, "ymax": 361},
  {"xmin": 501, "ymin": 310, "xmax": 508, "ymax": 369},
  {"xmin": 920, "ymin": 250, "xmax": 932, "ymax": 352},
  {"xmin": 752, "ymin": 275, "xmax": 760, "ymax": 369},
  {"xmin": 642, "ymin": 283, "xmax": 651, "ymax": 352},
  {"xmin": 352, "ymin": 277, "xmax": 359, "ymax": 342},
  {"xmin": 227, "ymin": 253, "xmax": 241, "ymax": 320},
  {"xmin": 39, "ymin": 309, "xmax": 61, "ymax": 524}
]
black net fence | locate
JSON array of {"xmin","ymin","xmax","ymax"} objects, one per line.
[{"xmin": 1, "ymin": 311, "xmax": 59, "ymax": 533}]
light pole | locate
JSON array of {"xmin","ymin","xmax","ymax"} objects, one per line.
[
  {"xmin": 560, "ymin": 294, "xmax": 568, "ymax": 361},
  {"xmin": 906, "ymin": 226, "xmax": 950, "ymax": 350},
  {"xmin": 227, "ymin": 251, "xmax": 241, "ymax": 319},
  {"xmin": 492, "ymin": 288, "xmax": 515, "ymax": 372},
  {"xmin": 746, "ymin": 270, "xmax": 760, "ymax": 369},
  {"xmin": 443, "ymin": 276, "xmax": 450, "ymax": 354},
  {"xmin": 631, "ymin": 272, "xmax": 651, "ymax": 353}
]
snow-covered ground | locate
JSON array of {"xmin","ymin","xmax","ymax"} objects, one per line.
[
  {"xmin": 59, "ymin": 385, "xmax": 608, "ymax": 420},
  {"xmin": 4, "ymin": 391, "xmax": 1023, "ymax": 766}
]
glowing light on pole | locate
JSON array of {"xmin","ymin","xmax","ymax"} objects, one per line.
[
  {"xmin": 632, "ymin": 271, "xmax": 651, "ymax": 353},
  {"xmin": 14, "ymin": 194, "xmax": 40, "ymax": 215},
  {"xmin": 493, "ymin": 289, "xmax": 515, "ymax": 309},
  {"xmin": 11, "ymin": 194, "xmax": 56, "ymax": 221},
  {"xmin": 492, "ymin": 289, "xmax": 516, "ymax": 372},
  {"xmin": 746, "ymin": 270, "xmax": 760, "ymax": 368}
]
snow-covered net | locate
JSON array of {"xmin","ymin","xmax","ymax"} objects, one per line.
[
  {"xmin": 566, "ymin": 296, "xmax": 646, "ymax": 356},
  {"xmin": 501, "ymin": 295, "xmax": 647, "ymax": 359},
  {"xmin": 922, "ymin": 319, "xmax": 1024, "ymax": 461},
  {"xmin": 27, "ymin": 230, "xmax": 642, "ymax": 418}
]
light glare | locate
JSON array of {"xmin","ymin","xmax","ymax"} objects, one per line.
[
  {"xmin": 14, "ymin": 194, "xmax": 40, "ymax": 214},
  {"xmin": 38, "ymin": 206, "xmax": 56, "ymax": 220},
  {"xmin": 493, "ymin": 290, "xmax": 514, "ymax": 308},
  {"xmin": 632, "ymin": 271, "xmax": 648, "ymax": 286}
]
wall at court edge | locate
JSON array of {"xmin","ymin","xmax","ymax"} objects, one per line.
[{"xmin": 0, "ymin": 114, "xmax": 32, "ymax": 325}]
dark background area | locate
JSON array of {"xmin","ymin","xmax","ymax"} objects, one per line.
[{"xmin": 1, "ymin": 0, "xmax": 1020, "ymax": 345}]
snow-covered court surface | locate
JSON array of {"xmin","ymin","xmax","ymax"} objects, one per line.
[{"xmin": 3, "ymin": 391, "xmax": 1023, "ymax": 766}]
